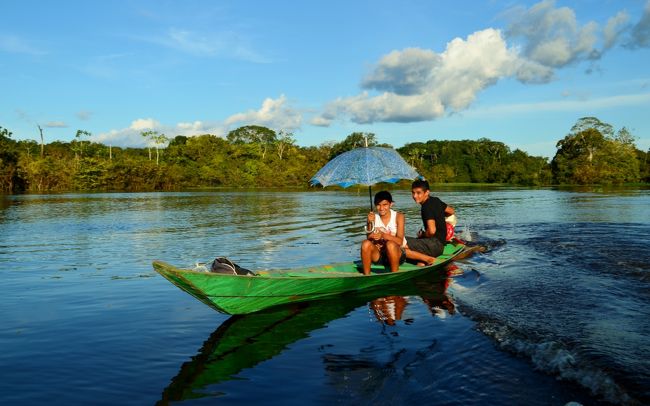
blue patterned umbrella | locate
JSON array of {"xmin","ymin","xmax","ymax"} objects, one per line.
[{"xmin": 310, "ymin": 147, "xmax": 421, "ymax": 209}]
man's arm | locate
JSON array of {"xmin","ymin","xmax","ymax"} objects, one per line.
[
  {"xmin": 380, "ymin": 212, "xmax": 405, "ymax": 245},
  {"xmin": 421, "ymin": 218, "xmax": 436, "ymax": 238}
]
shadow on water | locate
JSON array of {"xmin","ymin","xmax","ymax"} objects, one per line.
[{"xmin": 156, "ymin": 274, "xmax": 452, "ymax": 405}]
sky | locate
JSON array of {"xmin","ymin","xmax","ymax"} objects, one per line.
[{"xmin": 1, "ymin": 0, "xmax": 649, "ymax": 158}]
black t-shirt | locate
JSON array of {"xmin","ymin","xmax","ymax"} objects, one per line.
[{"xmin": 421, "ymin": 196, "xmax": 447, "ymax": 244}]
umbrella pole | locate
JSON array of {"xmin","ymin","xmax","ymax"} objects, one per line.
[{"xmin": 366, "ymin": 185, "xmax": 375, "ymax": 233}]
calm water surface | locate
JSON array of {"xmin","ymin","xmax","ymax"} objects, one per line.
[{"xmin": 1, "ymin": 188, "xmax": 648, "ymax": 405}]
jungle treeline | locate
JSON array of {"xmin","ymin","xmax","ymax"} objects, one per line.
[{"xmin": 0, "ymin": 117, "xmax": 648, "ymax": 193}]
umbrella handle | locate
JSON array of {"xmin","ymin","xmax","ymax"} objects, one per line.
[{"xmin": 365, "ymin": 220, "xmax": 375, "ymax": 234}]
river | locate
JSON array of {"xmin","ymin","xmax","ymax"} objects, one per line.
[{"xmin": 1, "ymin": 187, "xmax": 648, "ymax": 405}]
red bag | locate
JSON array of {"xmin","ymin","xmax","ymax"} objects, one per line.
[{"xmin": 446, "ymin": 223, "xmax": 454, "ymax": 241}]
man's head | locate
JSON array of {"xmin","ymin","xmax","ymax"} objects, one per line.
[
  {"xmin": 374, "ymin": 190, "xmax": 394, "ymax": 215},
  {"xmin": 411, "ymin": 179, "xmax": 430, "ymax": 205}
]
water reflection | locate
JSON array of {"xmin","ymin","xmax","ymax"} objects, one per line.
[{"xmin": 156, "ymin": 274, "xmax": 453, "ymax": 404}]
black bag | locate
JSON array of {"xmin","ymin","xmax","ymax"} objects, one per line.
[{"xmin": 210, "ymin": 257, "xmax": 256, "ymax": 276}]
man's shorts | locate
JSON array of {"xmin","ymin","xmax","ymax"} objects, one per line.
[
  {"xmin": 405, "ymin": 237, "xmax": 444, "ymax": 257},
  {"xmin": 377, "ymin": 247, "xmax": 406, "ymax": 266}
]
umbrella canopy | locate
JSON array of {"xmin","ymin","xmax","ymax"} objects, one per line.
[{"xmin": 310, "ymin": 146, "xmax": 421, "ymax": 209}]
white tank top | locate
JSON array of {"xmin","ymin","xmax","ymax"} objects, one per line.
[{"xmin": 374, "ymin": 209, "xmax": 406, "ymax": 247}]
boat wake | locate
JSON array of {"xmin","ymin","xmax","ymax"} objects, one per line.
[{"xmin": 470, "ymin": 314, "xmax": 636, "ymax": 405}]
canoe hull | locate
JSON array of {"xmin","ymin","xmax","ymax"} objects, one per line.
[{"xmin": 153, "ymin": 242, "xmax": 465, "ymax": 314}]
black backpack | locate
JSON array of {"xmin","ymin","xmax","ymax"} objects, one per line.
[{"xmin": 210, "ymin": 257, "xmax": 256, "ymax": 276}]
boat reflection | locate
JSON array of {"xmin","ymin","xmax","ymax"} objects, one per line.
[{"xmin": 157, "ymin": 270, "xmax": 456, "ymax": 404}]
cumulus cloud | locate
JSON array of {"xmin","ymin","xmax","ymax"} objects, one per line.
[
  {"xmin": 312, "ymin": 0, "xmax": 649, "ymax": 126},
  {"xmin": 505, "ymin": 0, "xmax": 601, "ymax": 67},
  {"xmin": 315, "ymin": 29, "xmax": 551, "ymax": 125},
  {"xmin": 625, "ymin": 0, "xmax": 650, "ymax": 48},
  {"xmin": 604, "ymin": 11, "xmax": 630, "ymax": 50},
  {"xmin": 94, "ymin": 95, "xmax": 299, "ymax": 146},
  {"xmin": 361, "ymin": 48, "xmax": 440, "ymax": 95},
  {"xmin": 224, "ymin": 95, "xmax": 302, "ymax": 130},
  {"xmin": 93, "ymin": 117, "xmax": 226, "ymax": 147},
  {"xmin": 310, "ymin": 116, "xmax": 333, "ymax": 127}
]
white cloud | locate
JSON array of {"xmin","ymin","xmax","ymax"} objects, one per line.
[
  {"xmin": 506, "ymin": 0, "xmax": 601, "ymax": 67},
  {"xmin": 76, "ymin": 111, "xmax": 93, "ymax": 121},
  {"xmin": 93, "ymin": 118, "xmax": 224, "ymax": 147},
  {"xmin": 224, "ymin": 95, "xmax": 302, "ymax": 131},
  {"xmin": 313, "ymin": 0, "xmax": 650, "ymax": 126},
  {"xmin": 93, "ymin": 95, "xmax": 298, "ymax": 146},
  {"xmin": 130, "ymin": 118, "xmax": 161, "ymax": 131},
  {"xmin": 315, "ymin": 28, "xmax": 550, "ymax": 125},
  {"xmin": 361, "ymin": 48, "xmax": 440, "ymax": 95},
  {"xmin": 464, "ymin": 92, "xmax": 650, "ymax": 117},
  {"xmin": 310, "ymin": 116, "xmax": 333, "ymax": 127},
  {"xmin": 44, "ymin": 121, "xmax": 67, "ymax": 128},
  {"xmin": 625, "ymin": 0, "xmax": 650, "ymax": 48},
  {"xmin": 144, "ymin": 28, "xmax": 270, "ymax": 63},
  {"xmin": 604, "ymin": 11, "xmax": 630, "ymax": 50},
  {"xmin": 0, "ymin": 35, "xmax": 46, "ymax": 55}
]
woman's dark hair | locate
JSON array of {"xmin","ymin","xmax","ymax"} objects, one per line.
[{"xmin": 374, "ymin": 190, "xmax": 393, "ymax": 205}]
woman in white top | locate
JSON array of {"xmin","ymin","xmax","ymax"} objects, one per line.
[{"xmin": 360, "ymin": 191, "xmax": 406, "ymax": 275}]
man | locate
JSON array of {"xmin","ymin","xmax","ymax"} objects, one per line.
[
  {"xmin": 405, "ymin": 179, "xmax": 455, "ymax": 265},
  {"xmin": 360, "ymin": 191, "xmax": 406, "ymax": 275}
]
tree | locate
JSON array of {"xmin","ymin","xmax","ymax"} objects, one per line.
[
  {"xmin": 552, "ymin": 118, "xmax": 640, "ymax": 184},
  {"xmin": 0, "ymin": 126, "xmax": 19, "ymax": 191},
  {"xmin": 0, "ymin": 126, "xmax": 11, "ymax": 139},
  {"xmin": 615, "ymin": 127, "xmax": 636, "ymax": 145},
  {"xmin": 141, "ymin": 130, "xmax": 156, "ymax": 160},
  {"xmin": 570, "ymin": 116, "xmax": 614, "ymax": 139},
  {"xmin": 328, "ymin": 132, "xmax": 378, "ymax": 159},
  {"xmin": 276, "ymin": 130, "xmax": 295, "ymax": 160},
  {"xmin": 152, "ymin": 133, "xmax": 170, "ymax": 165},
  {"xmin": 73, "ymin": 130, "xmax": 92, "ymax": 160},
  {"xmin": 37, "ymin": 125, "xmax": 45, "ymax": 157},
  {"xmin": 227, "ymin": 125, "xmax": 277, "ymax": 160}
]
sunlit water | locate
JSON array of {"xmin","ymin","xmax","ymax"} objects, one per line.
[{"xmin": 1, "ymin": 188, "xmax": 648, "ymax": 405}]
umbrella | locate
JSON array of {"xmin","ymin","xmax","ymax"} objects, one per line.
[{"xmin": 310, "ymin": 146, "xmax": 421, "ymax": 211}]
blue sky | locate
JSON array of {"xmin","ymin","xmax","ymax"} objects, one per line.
[{"xmin": 2, "ymin": 0, "xmax": 649, "ymax": 158}]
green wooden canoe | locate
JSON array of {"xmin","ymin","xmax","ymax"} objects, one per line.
[{"xmin": 153, "ymin": 241, "xmax": 465, "ymax": 315}]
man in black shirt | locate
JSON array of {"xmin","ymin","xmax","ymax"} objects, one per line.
[{"xmin": 405, "ymin": 179, "xmax": 455, "ymax": 265}]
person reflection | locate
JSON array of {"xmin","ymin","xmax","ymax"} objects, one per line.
[
  {"xmin": 369, "ymin": 279, "xmax": 456, "ymax": 325},
  {"xmin": 369, "ymin": 296, "xmax": 408, "ymax": 326},
  {"xmin": 420, "ymin": 278, "xmax": 456, "ymax": 317}
]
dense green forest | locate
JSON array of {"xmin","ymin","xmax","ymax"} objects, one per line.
[{"xmin": 0, "ymin": 117, "xmax": 648, "ymax": 193}]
